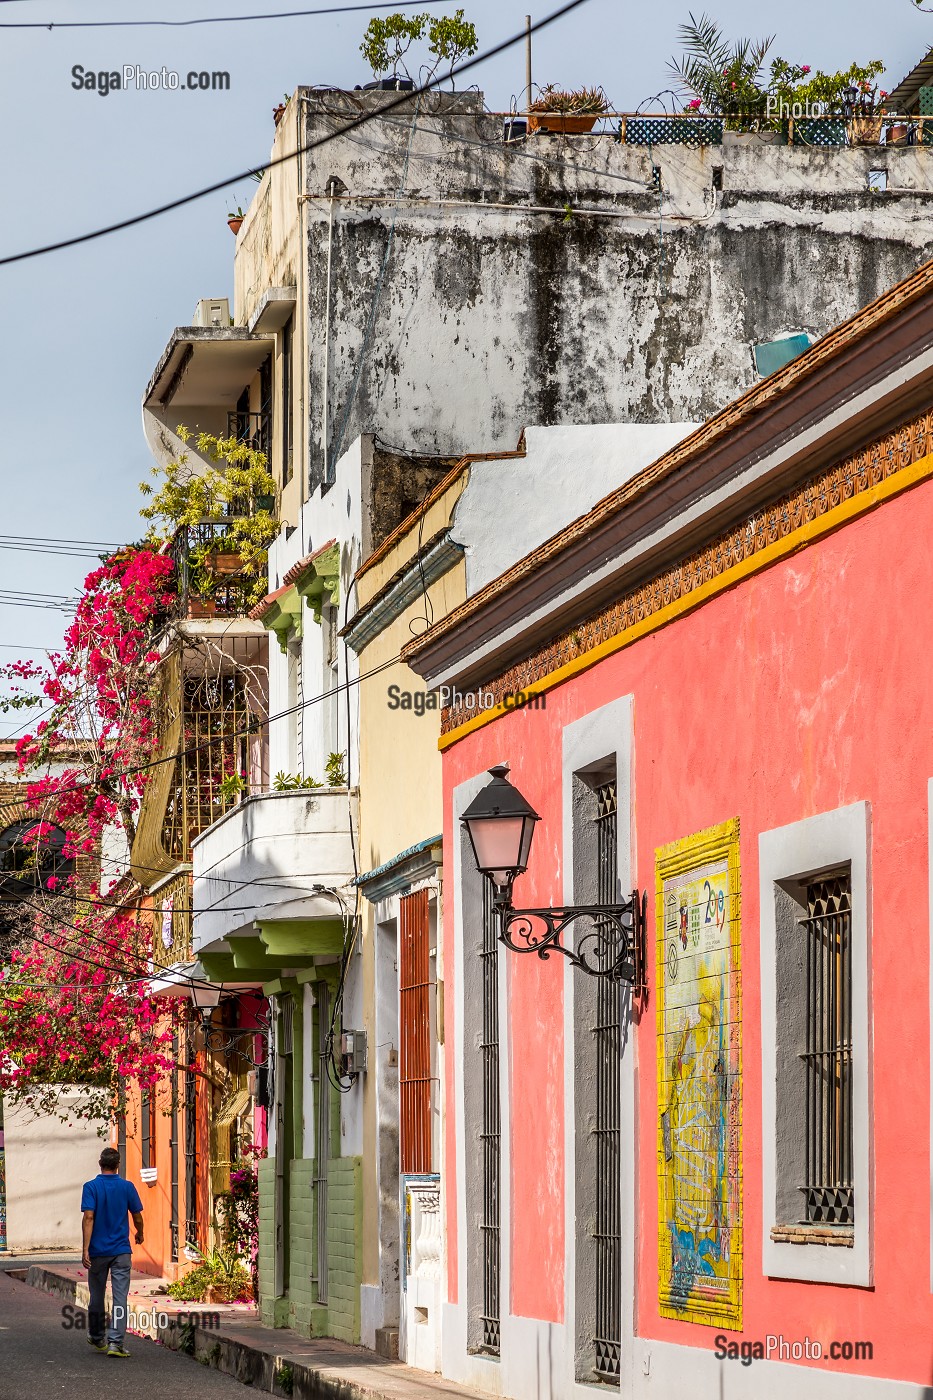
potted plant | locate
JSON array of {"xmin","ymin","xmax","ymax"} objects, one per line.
[
  {"xmin": 227, "ymin": 206, "xmax": 245, "ymax": 235},
  {"xmin": 848, "ymin": 84, "xmax": 888, "ymax": 146},
  {"xmin": 187, "ymin": 597, "xmax": 217, "ymax": 620},
  {"xmin": 207, "ymin": 547, "xmax": 244, "ymax": 576},
  {"xmin": 359, "ymin": 12, "xmax": 424, "ymax": 90},
  {"xmin": 528, "ymin": 84, "xmax": 609, "ymax": 135},
  {"xmin": 668, "ymin": 14, "xmax": 773, "ymax": 132},
  {"xmin": 358, "ymin": 10, "xmax": 477, "ymax": 91}
]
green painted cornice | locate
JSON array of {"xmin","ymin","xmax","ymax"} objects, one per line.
[{"xmin": 260, "ymin": 585, "xmax": 301, "ymax": 653}]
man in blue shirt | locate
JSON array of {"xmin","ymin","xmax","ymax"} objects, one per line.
[{"xmin": 80, "ymin": 1147, "xmax": 144, "ymax": 1358}]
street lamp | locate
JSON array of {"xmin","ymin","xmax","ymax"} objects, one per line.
[
  {"xmin": 188, "ymin": 985, "xmax": 272, "ymax": 1066},
  {"xmin": 461, "ymin": 765, "xmax": 645, "ymax": 985},
  {"xmin": 190, "ymin": 981, "xmax": 222, "ymax": 1030}
]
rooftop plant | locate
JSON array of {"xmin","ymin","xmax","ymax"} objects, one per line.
[
  {"xmin": 360, "ymin": 8, "xmax": 477, "ymax": 85},
  {"xmin": 529, "ymin": 84, "xmax": 609, "ymax": 114},
  {"xmin": 669, "ymin": 13, "xmax": 885, "ymax": 124}
]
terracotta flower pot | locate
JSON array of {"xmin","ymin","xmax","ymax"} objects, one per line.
[
  {"xmin": 188, "ymin": 598, "xmax": 217, "ymax": 619},
  {"xmin": 886, "ymin": 122, "xmax": 911, "ymax": 146},
  {"xmin": 209, "ymin": 552, "xmax": 243, "ymax": 576},
  {"xmin": 227, "ymin": 217, "xmax": 243, "ymax": 235},
  {"xmin": 848, "ymin": 116, "xmax": 883, "ymax": 146},
  {"xmin": 528, "ymin": 112, "xmax": 599, "ymax": 135}
]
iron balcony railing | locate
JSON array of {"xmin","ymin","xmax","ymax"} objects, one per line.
[
  {"xmin": 226, "ymin": 408, "xmax": 272, "ymax": 461},
  {"xmin": 169, "ymin": 521, "xmax": 254, "ymax": 619},
  {"xmin": 497, "ymin": 109, "xmax": 928, "ymax": 149}
]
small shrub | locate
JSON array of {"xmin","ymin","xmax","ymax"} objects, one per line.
[{"xmin": 275, "ymin": 1362, "xmax": 294, "ymax": 1396}]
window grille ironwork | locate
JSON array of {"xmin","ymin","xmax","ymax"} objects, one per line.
[
  {"xmin": 281, "ymin": 316, "xmax": 294, "ymax": 485},
  {"xmin": 184, "ymin": 1029, "xmax": 199, "ymax": 1249},
  {"xmin": 314, "ymin": 982, "xmax": 330, "ymax": 1305},
  {"xmin": 170, "ymin": 1040, "xmax": 179, "ymax": 1264},
  {"xmin": 400, "ymin": 889, "xmax": 433, "ymax": 1174},
  {"xmin": 163, "ymin": 672, "xmax": 253, "ymax": 861},
  {"xmin": 801, "ymin": 873, "xmax": 853, "ymax": 1226},
  {"xmin": 141, "ymin": 1088, "xmax": 155, "ymax": 1171},
  {"xmin": 480, "ymin": 879, "xmax": 501, "ymax": 1355},
  {"xmin": 280, "ymin": 993, "xmax": 294, "ymax": 1056},
  {"xmin": 592, "ymin": 779, "xmax": 622, "ymax": 1382}
]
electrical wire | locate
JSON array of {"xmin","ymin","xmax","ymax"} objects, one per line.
[
  {"xmin": 0, "ymin": 0, "xmax": 597, "ymax": 266},
  {"xmin": 0, "ymin": 533, "xmax": 120, "ymax": 548},
  {"xmin": 0, "ymin": 0, "xmax": 454, "ymax": 28}
]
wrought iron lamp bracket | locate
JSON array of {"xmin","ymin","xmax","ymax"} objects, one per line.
[
  {"xmin": 495, "ymin": 889, "xmax": 647, "ymax": 987},
  {"xmin": 200, "ymin": 1016, "xmax": 271, "ymax": 1067}
]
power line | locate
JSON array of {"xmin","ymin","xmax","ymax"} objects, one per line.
[
  {"xmin": 0, "ymin": 599, "xmax": 75, "ymax": 612},
  {"xmin": 0, "ymin": 0, "xmax": 595, "ymax": 266},
  {"xmin": 0, "ymin": 534, "xmax": 120, "ymax": 548},
  {"xmin": 0, "ymin": 0, "xmax": 453, "ymax": 28},
  {"xmin": 0, "ymin": 543, "xmax": 113, "ymax": 559}
]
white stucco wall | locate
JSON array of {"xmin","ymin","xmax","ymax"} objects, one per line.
[
  {"xmin": 452, "ymin": 423, "xmax": 698, "ymax": 594},
  {"xmin": 3, "ymin": 1091, "xmax": 104, "ymax": 1252}
]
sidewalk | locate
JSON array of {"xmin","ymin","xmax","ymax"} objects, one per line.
[{"xmin": 15, "ymin": 1259, "xmax": 489, "ymax": 1400}]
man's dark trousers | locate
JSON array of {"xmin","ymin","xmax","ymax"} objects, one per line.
[{"xmin": 87, "ymin": 1254, "xmax": 132, "ymax": 1347}]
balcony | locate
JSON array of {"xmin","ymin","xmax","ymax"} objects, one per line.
[
  {"xmin": 191, "ymin": 788, "xmax": 358, "ymax": 982},
  {"xmin": 169, "ymin": 521, "xmax": 259, "ymax": 620}
]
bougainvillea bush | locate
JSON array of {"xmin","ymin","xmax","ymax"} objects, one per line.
[{"xmin": 0, "ymin": 546, "xmax": 181, "ymax": 1119}]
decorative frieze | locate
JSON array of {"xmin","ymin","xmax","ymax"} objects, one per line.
[{"xmin": 441, "ymin": 408, "xmax": 933, "ymax": 736}]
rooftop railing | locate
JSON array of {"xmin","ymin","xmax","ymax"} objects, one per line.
[{"xmin": 495, "ymin": 111, "xmax": 929, "ymax": 149}]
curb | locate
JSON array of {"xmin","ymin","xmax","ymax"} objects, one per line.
[{"xmin": 22, "ymin": 1264, "xmax": 402, "ymax": 1400}]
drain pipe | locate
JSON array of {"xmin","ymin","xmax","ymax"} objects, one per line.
[{"xmin": 322, "ymin": 175, "xmax": 341, "ymax": 486}]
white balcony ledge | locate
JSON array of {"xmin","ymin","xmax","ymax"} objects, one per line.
[{"xmin": 192, "ymin": 789, "xmax": 357, "ymax": 979}]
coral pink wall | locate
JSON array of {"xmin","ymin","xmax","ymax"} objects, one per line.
[{"xmin": 443, "ymin": 478, "xmax": 933, "ymax": 1381}]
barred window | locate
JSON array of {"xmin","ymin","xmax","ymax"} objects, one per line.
[{"xmin": 802, "ymin": 872, "xmax": 853, "ymax": 1227}]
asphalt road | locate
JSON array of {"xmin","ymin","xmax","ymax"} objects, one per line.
[{"xmin": 0, "ymin": 1270, "xmax": 248, "ymax": 1398}]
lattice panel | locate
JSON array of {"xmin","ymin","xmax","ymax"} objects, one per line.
[
  {"xmin": 625, "ymin": 116, "xmax": 723, "ymax": 147},
  {"xmin": 792, "ymin": 118, "xmax": 847, "ymax": 147}
]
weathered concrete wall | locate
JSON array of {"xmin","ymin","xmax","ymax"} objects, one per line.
[{"xmin": 293, "ymin": 90, "xmax": 933, "ymax": 489}]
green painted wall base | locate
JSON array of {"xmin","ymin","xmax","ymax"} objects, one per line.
[{"xmin": 257, "ymin": 1155, "xmax": 363, "ymax": 1342}]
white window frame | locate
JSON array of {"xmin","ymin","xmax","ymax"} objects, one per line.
[{"xmin": 759, "ymin": 800, "xmax": 873, "ymax": 1286}]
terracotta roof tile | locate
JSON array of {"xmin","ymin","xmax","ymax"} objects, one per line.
[{"xmin": 283, "ymin": 538, "xmax": 337, "ymax": 588}]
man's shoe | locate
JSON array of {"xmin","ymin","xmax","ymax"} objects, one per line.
[
  {"xmin": 87, "ymin": 1338, "xmax": 107, "ymax": 1352},
  {"xmin": 107, "ymin": 1344, "xmax": 131, "ymax": 1358}
]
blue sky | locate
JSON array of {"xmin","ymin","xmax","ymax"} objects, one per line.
[{"xmin": 0, "ymin": 0, "xmax": 929, "ymax": 721}]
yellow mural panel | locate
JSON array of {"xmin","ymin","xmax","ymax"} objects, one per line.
[{"xmin": 656, "ymin": 818, "xmax": 742, "ymax": 1330}]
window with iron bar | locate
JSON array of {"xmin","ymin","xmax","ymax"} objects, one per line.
[
  {"xmin": 141, "ymin": 1087, "xmax": 156, "ymax": 1172},
  {"xmin": 479, "ymin": 878, "xmax": 501, "ymax": 1356},
  {"xmin": 313, "ymin": 982, "xmax": 330, "ymax": 1305},
  {"xmin": 184, "ymin": 1027, "xmax": 199, "ymax": 1249},
  {"xmin": 592, "ymin": 779, "xmax": 622, "ymax": 1382},
  {"xmin": 399, "ymin": 889, "xmax": 434, "ymax": 1174},
  {"xmin": 801, "ymin": 872, "xmax": 854, "ymax": 1227}
]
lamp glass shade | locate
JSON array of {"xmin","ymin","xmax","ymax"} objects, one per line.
[
  {"xmin": 466, "ymin": 813, "xmax": 536, "ymax": 886},
  {"xmin": 191, "ymin": 982, "xmax": 222, "ymax": 1011},
  {"xmin": 460, "ymin": 764, "xmax": 540, "ymax": 887}
]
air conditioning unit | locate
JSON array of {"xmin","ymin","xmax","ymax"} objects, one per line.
[{"xmin": 192, "ymin": 297, "xmax": 231, "ymax": 328}]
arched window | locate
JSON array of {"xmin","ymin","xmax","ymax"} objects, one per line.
[{"xmin": 0, "ymin": 820, "xmax": 73, "ymax": 899}]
